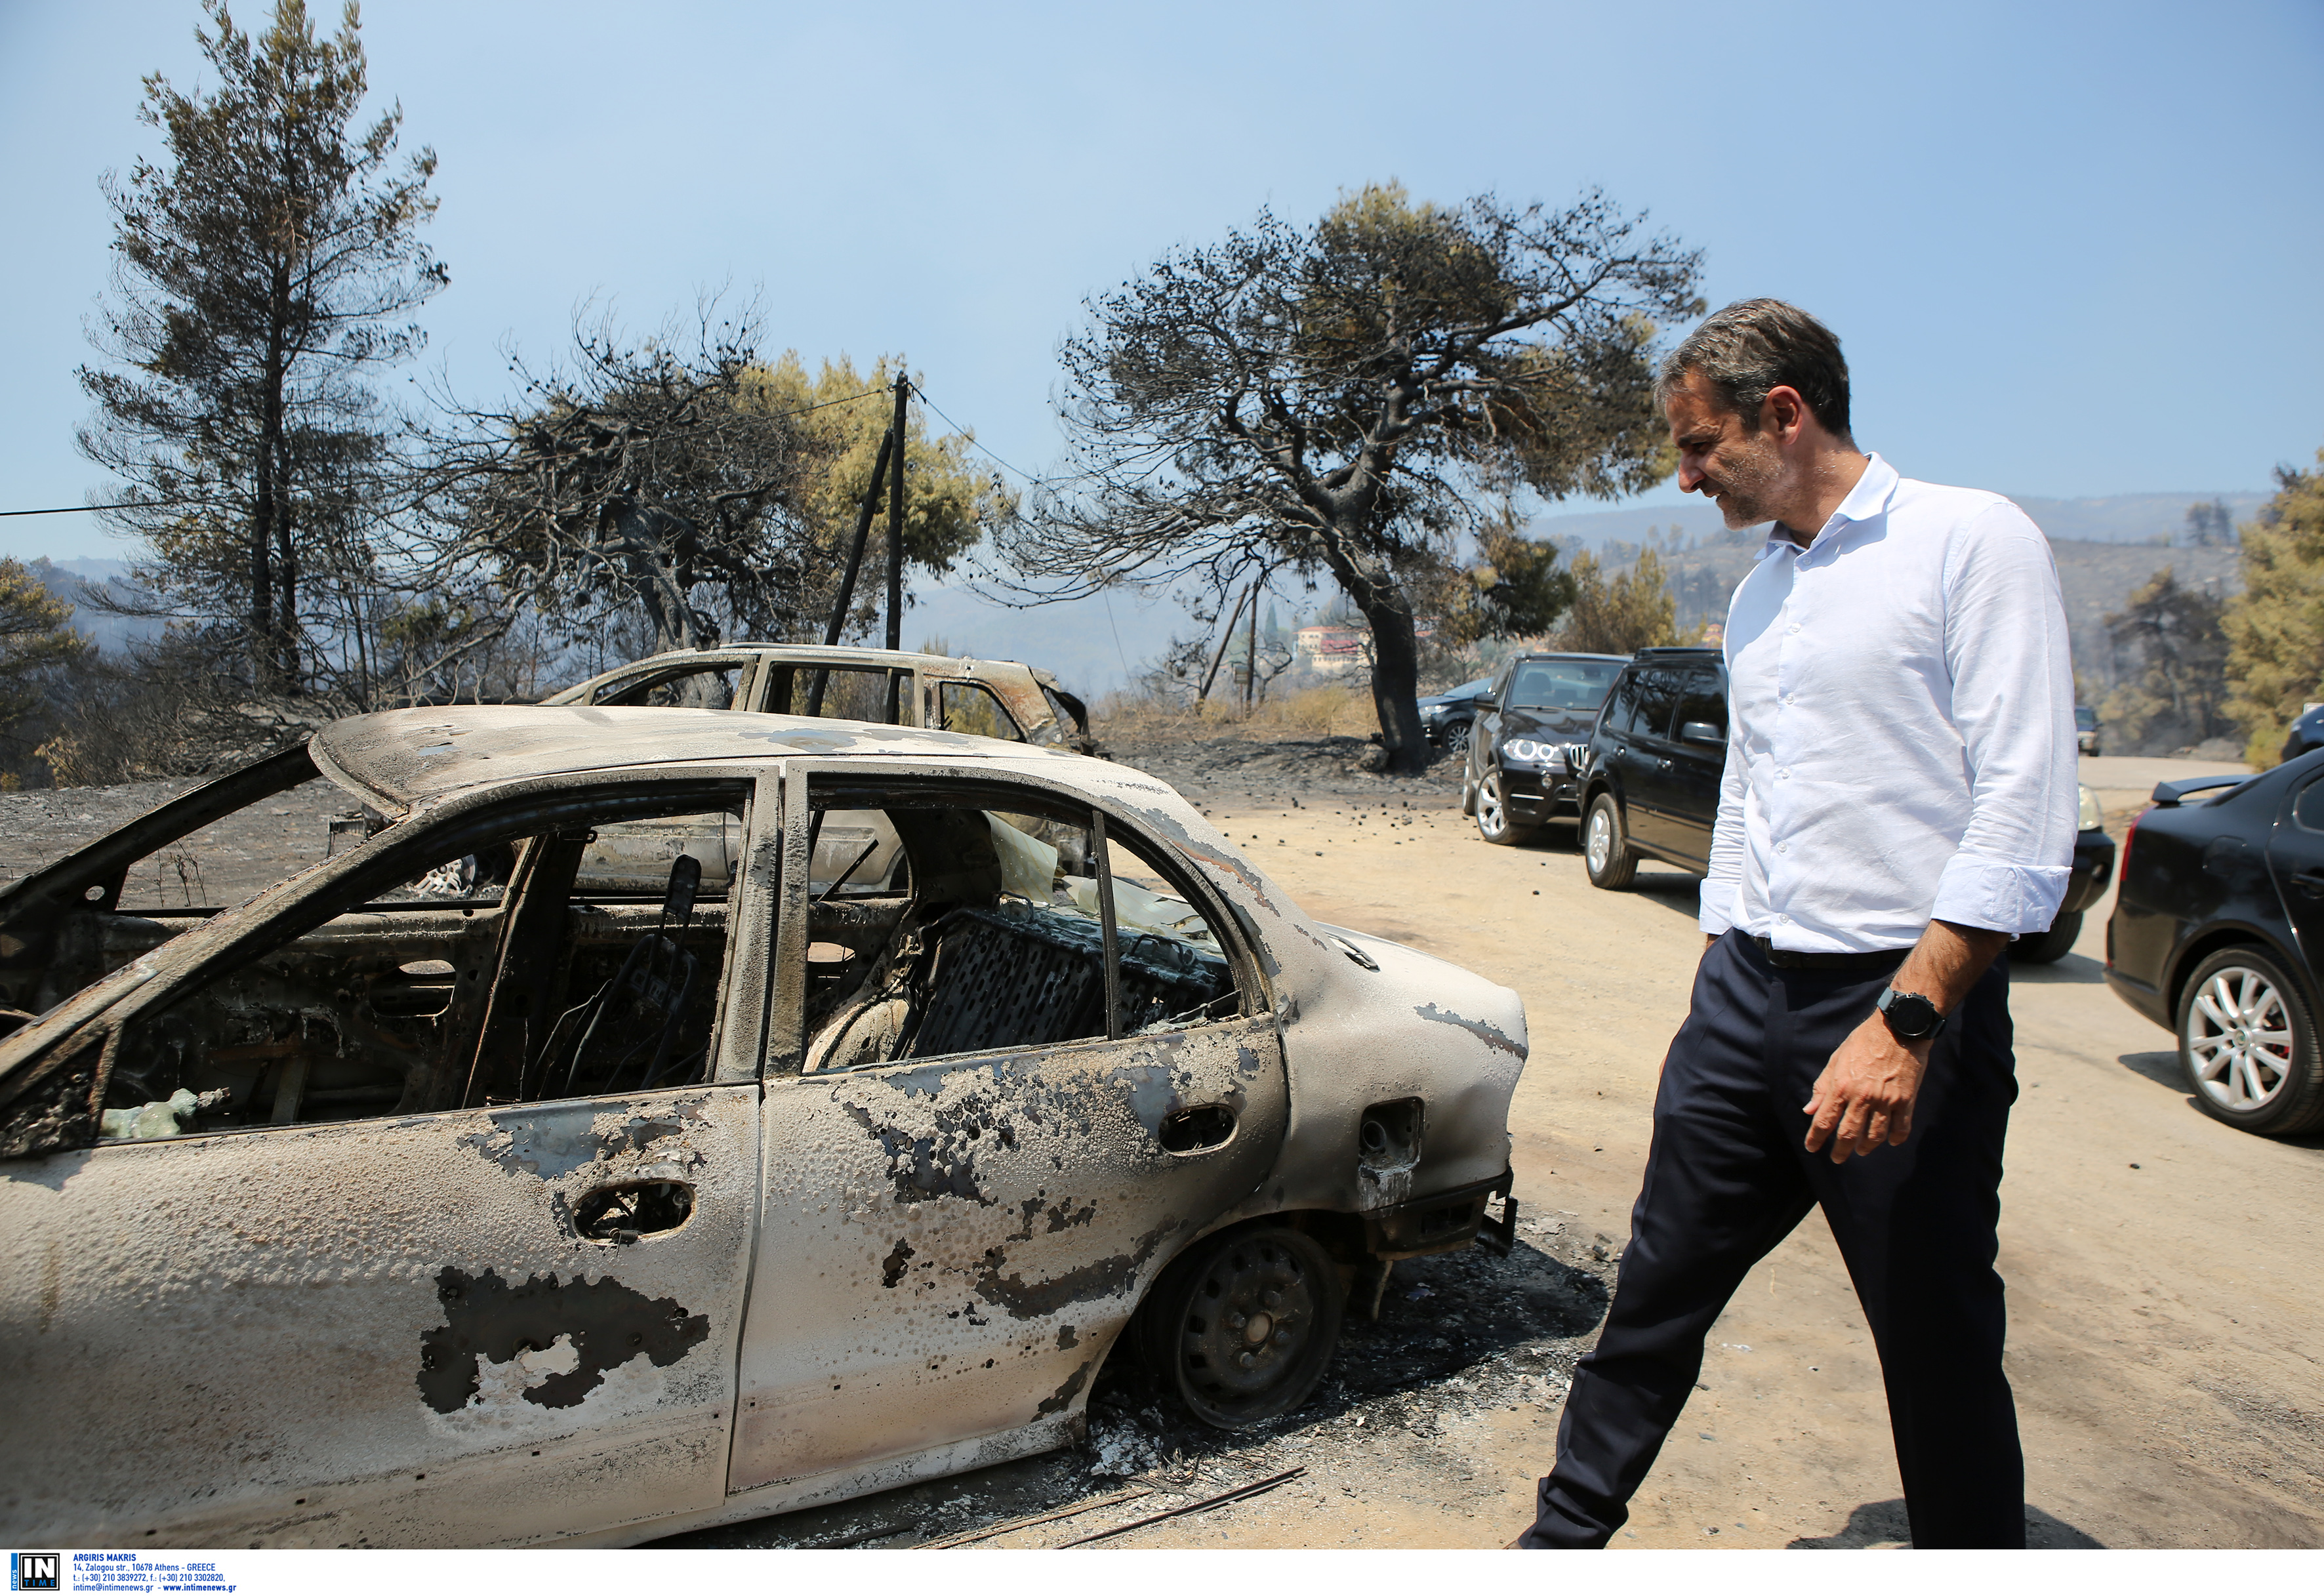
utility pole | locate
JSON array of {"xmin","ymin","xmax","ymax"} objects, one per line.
[{"xmin": 884, "ymin": 369, "xmax": 908, "ymax": 723}]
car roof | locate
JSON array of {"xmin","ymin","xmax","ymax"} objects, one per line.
[{"xmin": 311, "ymin": 705, "xmax": 1076, "ymax": 813}]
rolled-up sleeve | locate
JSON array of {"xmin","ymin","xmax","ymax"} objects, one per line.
[{"xmin": 1928, "ymin": 502, "xmax": 2077, "ymax": 933}]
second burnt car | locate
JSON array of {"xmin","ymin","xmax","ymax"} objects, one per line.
[
  {"xmin": 0, "ymin": 706, "xmax": 1524, "ymax": 1548},
  {"xmin": 543, "ymin": 642, "xmax": 1094, "ymax": 752},
  {"xmin": 1459, "ymin": 651, "xmax": 1627, "ymax": 846}
]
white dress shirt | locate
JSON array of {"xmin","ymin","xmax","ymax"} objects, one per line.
[{"xmin": 1700, "ymin": 453, "xmax": 2077, "ymax": 952}]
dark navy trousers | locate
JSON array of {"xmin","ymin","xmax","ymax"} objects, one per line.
[{"xmin": 1521, "ymin": 929, "xmax": 2024, "ymax": 1549}]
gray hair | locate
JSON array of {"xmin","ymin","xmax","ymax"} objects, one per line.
[{"xmin": 1657, "ymin": 298, "xmax": 1852, "ymax": 440}]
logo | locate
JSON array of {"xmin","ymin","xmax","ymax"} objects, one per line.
[{"xmin": 10, "ymin": 1555, "xmax": 60, "ymax": 1593}]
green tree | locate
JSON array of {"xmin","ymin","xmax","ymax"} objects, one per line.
[
  {"xmin": 77, "ymin": 0, "xmax": 444, "ymax": 692},
  {"xmin": 2224, "ymin": 453, "xmax": 2324, "ymax": 766},
  {"xmin": 755, "ymin": 354, "xmax": 1013, "ymax": 641},
  {"xmin": 0, "ymin": 563, "xmax": 92, "ymax": 775},
  {"xmin": 1556, "ymin": 548, "xmax": 1680, "ymax": 654},
  {"xmin": 2096, "ymin": 567, "xmax": 2230, "ymax": 755},
  {"xmin": 1004, "ymin": 182, "xmax": 1700, "ymax": 773}
]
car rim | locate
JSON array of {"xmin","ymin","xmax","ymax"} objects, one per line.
[
  {"xmin": 1479, "ymin": 777, "xmax": 1504, "ymax": 836},
  {"xmin": 1587, "ymin": 805, "xmax": 1612, "ymax": 871},
  {"xmin": 1446, "ymin": 724, "xmax": 1469, "ymax": 753},
  {"xmin": 1175, "ymin": 1236, "xmax": 1323, "ymax": 1423},
  {"xmin": 2188, "ymin": 967, "xmax": 2295, "ymax": 1111}
]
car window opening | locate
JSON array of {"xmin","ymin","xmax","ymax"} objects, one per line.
[
  {"xmin": 798, "ymin": 787, "xmax": 1238, "ymax": 1076},
  {"xmin": 87, "ymin": 788, "xmax": 750, "ymax": 1144}
]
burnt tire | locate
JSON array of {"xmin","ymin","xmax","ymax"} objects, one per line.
[
  {"xmin": 2012, "ymin": 910, "xmax": 2083, "ymax": 965},
  {"xmin": 1475, "ymin": 769, "xmax": 1537, "ymax": 847},
  {"xmin": 1141, "ymin": 1226, "xmax": 1343, "ymax": 1429},
  {"xmin": 2176, "ymin": 946, "xmax": 2324, "ymax": 1137},
  {"xmin": 1583, "ymin": 792, "xmax": 1637, "ymax": 890}
]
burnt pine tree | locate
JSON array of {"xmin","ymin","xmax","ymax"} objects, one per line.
[
  {"xmin": 1006, "ymin": 184, "xmax": 1701, "ymax": 771},
  {"xmin": 78, "ymin": 0, "xmax": 444, "ymax": 692}
]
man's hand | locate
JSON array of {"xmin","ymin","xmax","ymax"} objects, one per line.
[{"xmin": 1803, "ymin": 1013, "xmax": 1930, "ymax": 1160}]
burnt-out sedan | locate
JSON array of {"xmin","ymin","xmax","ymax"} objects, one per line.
[
  {"xmin": 0, "ymin": 708, "xmax": 1524, "ymax": 1547},
  {"xmin": 2106, "ymin": 759, "xmax": 2324, "ymax": 1136}
]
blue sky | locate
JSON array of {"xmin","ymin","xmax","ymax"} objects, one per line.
[{"xmin": 2, "ymin": 0, "xmax": 2319, "ymax": 678}]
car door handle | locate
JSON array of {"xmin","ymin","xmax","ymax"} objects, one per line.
[
  {"xmin": 575, "ymin": 1179, "xmax": 695, "ymax": 1243},
  {"xmin": 2294, "ymin": 867, "xmax": 2324, "ymax": 897},
  {"xmin": 1158, "ymin": 1105, "xmax": 1236, "ymax": 1155}
]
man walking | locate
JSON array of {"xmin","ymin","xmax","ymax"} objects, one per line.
[{"xmin": 1516, "ymin": 300, "xmax": 2075, "ymax": 1549}]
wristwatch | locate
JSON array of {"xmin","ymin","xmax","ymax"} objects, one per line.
[{"xmin": 1876, "ymin": 987, "xmax": 1946, "ymax": 1040}]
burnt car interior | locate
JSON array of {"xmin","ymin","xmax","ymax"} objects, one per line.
[
  {"xmin": 584, "ymin": 663, "xmax": 739, "ymax": 710},
  {"xmin": 66, "ymin": 781, "xmax": 752, "ymax": 1143},
  {"xmin": 798, "ymin": 783, "xmax": 1240, "ymax": 1074}
]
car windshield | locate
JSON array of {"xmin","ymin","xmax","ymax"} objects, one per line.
[{"xmin": 1509, "ymin": 659, "xmax": 1623, "ymax": 711}]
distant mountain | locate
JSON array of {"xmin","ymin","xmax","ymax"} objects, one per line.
[{"xmin": 1530, "ymin": 490, "xmax": 2269, "ymax": 550}]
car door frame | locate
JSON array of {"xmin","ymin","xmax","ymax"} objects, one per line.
[{"xmin": 719, "ymin": 757, "xmax": 1290, "ymax": 1509}]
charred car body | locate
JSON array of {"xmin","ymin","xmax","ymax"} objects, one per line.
[
  {"xmin": 544, "ymin": 643, "xmax": 1093, "ymax": 752},
  {"xmin": 0, "ymin": 707, "xmax": 1522, "ymax": 1547}
]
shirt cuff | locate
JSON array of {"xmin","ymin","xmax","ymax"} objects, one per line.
[
  {"xmin": 1929, "ymin": 856, "xmax": 2072, "ymax": 935},
  {"xmin": 1699, "ymin": 881, "xmax": 1738, "ymax": 938}
]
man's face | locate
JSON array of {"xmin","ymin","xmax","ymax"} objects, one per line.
[{"xmin": 1665, "ymin": 369, "xmax": 1784, "ymax": 530}]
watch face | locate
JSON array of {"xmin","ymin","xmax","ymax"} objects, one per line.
[{"xmin": 1881, "ymin": 990, "xmax": 1942, "ymax": 1038}]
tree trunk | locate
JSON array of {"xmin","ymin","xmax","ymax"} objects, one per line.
[
  {"xmin": 1360, "ymin": 596, "xmax": 1429, "ymax": 774},
  {"xmin": 251, "ymin": 258, "xmax": 291, "ymax": 691}
]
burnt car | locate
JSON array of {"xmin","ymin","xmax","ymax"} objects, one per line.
[
  {"xmin": 0, "ymin": 707, "xmax": 1524, "ymax": 1547},
  {"xmin": 1418, "ymin": 675, "xmax": 1494, "ymax": 754},
  {"xmin": 1573, "ymin": 647, "xmax": 1728, "ymax": 886},
  {"xmin": 544, "ymin": 643, "xmax": 1093, "ymax": 752},
  {"xmin": 2105, "ymin": 759, "xmax": 2324, "ymax": 1136},
  {"xmin": 1458, "ymin": 652, "xmax": 1627, "ymax": 846}
]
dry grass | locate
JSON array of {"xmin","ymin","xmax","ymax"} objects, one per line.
[{"xmin": 1093, "ymin": 682, "xmax": 1381, "ymax": 743}]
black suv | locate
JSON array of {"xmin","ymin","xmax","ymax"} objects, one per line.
[
  {"xmin": 1574, "ymin": 647, "xmax": 1729, "ymax": 888},
  {"xmin": 1460, "ymin": 652, "xmax": 1629, "ymax": 845}
]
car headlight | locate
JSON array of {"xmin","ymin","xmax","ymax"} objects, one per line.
[
  {"xmin": 1502, "ymin": 739, "xmax": 1564, "ymax": 768},
  {"xmin": 2078, "ymin": 784, "xmax": 2102, "ymax": 831}
]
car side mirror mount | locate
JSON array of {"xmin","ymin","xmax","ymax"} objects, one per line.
[{"xmin": 1681, "ymin": 721, "xmax": 1724, "ymax": 746}]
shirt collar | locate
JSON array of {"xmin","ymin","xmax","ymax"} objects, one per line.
[{"xmin": 1757, "ymin": 453, "xmax": 1898, "ymax": 561}]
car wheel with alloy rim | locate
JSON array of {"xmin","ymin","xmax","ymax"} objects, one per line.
[
  {"xmin": 2176, "ymin": 945, "xmax": 2324, "ymax": 1136},
  {"xmin": 1475, "ymin": 769, "xmax": 1536, "ymax": 846},
  {"xmin": 1583, "ymin": 792, "xmax": 1637, "ymax": 889},
  {"xmin": 1442, "ymin": 720, "xmax": 1471, "ymax": 756}
]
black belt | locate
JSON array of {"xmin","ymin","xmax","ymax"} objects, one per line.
[{"xmin": 1746, "ymin": 933, "xmax": 1908, "ymax": 973}]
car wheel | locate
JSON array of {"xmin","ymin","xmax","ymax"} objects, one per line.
[
  {"xmin": 1475, "ymin": 770, "xmax": 1536, "ymax": 846},
  {"xmin": 2177, "ymin": 947, "xmax": 2324, "ymax": 1136},
  {"xmin": 1141, "ymin": 1226, "xmax": 1343, "ymax": 1429},
  {"xmin": 2012, "ymin": 910, "xmax": 2082, "ymax": 965},
  {"xmin": 1583, "ymin": 792, "xmax": 1637, "ymax": 889},
  {"xmin": 1442, "ymin": 720, "xmax": 1471, "ymax": 756}
]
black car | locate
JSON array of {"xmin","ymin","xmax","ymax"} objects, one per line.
[
  {"xmin": 1459, "ymin": 652, "xmax": 1628, "ymax": 845},
  {"xmin": 2281, "ymin": 703, "xmax": 2324, "ymax": 764},
  {"xmin": 1572, "ymin": 647, "xmax": 1729, "ymax": 886},
  {"xmin": 1419, "ymin": 675, "xmax": 1495, "ymax": 754},
  {"xmin": 1571, "ymin": 653, "xmax": 2115, "ymax": 958},
  {"xmin": 2106, "ymin": 758, "xmax": 2324, "ymax": 1136}
]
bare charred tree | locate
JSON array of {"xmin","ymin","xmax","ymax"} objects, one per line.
[
  {"xmin": 77, "ymin": 0, "xmax": 444, "ymax": 695},
  {"xmin": 417, "ymin": 306, "xmax": 829, "ymax": 699},
  {"xmin": 1004, "ymin": 184, "xmax": 1700, "ymax": 772}
]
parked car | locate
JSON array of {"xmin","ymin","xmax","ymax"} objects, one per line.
[
  {"xmin": 1418, "ymin": 675, "xmax": 1494, "ymax": 754},
  {"xmin": 1572, "ymin": 647, "xmax": 1728, "ymax": 886},
  {"xmin": 0, "ymin": 706, "xmax": 1524, "ymax": 1547},
  {"xmin": 1571, "ymin": 651, "xmax": 2112, "ymax": 963},
  {"xmin": 2104, "ymin": 757, "xmax": 2324, "ymax": 1136},
  {"xmin": 544, "ymin": 643, "xmax": 1094, "ymax": 752},
  {"xmin": 2076, "ymin": 703, "xmax": 2102, "ymax": 757},
  {"xmin": 2280, "ymin": 703, "xmax": 2324, "ymax": 764},
  {"xmin": 1458, "ymin": 652, "xmax": 1628, "ymax": 846},
  {"xmin": 2012, "ymin": 785, "xmax": 2118, "ymax": 964}
]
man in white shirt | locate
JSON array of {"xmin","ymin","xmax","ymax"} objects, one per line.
[{"xmin": 1515, "ymin": 300, "xmax": 2075, "ymax": 1550}]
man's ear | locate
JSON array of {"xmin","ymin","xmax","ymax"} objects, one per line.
[{"xmin": 1763, "ymin": 384, "xmax": 1809, "ymax": 441}]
